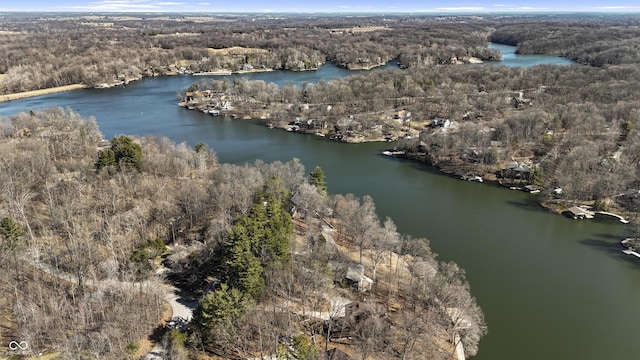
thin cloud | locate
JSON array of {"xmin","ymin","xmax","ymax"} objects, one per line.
[
  {"xmin": 435, "ymin": 7, "xmax": 485, "ymax": 11},
  {"xmin": 59, "ymin": 0, "xmax": 196, "ymax": 12},
  {"xmin": 593, "ymin": 6, "xmax": 640, "ymax": 10},
  {"xmin": 507, "ymin": 6, "xmax": 549, "ymax": 10}
]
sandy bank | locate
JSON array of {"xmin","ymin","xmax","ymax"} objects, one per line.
[{"xmin": 0, "ymin": 84, "xmax": 88, "ymax": 103}]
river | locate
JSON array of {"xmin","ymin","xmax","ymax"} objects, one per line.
[{"xmin": 1, "ymin": 53, "xmax": 637, "ymax": 360}]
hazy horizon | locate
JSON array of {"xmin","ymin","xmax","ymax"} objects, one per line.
[{"xmin": 1, "ymin": 0, "xmax": 639, "ymax": 14}]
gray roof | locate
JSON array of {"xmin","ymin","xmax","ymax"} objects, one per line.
[
  {"xmin": 345, "ymin": 264, "xmax": 364, "ymax": 282},
  {"xmin": 568, "ymin": 206, "xmax": 588, "ymax": 216}
]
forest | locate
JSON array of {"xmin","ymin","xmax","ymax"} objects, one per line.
[{"xmin": 0, "ymin": 108, "xmax": 485, "ymax": 359}]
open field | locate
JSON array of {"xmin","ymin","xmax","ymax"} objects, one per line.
[
  {"xmin": 208, "ymin": 46, "xmax": 269, "ymax": 55},
  {"xmin": 153, "ymin": 32, "xmax": 200, "ymax": 37},
  {"xmin": 329, "ymin": 26, "xmax": 391, "ymax": 33},
  {"xmin": 0, "ymin": 84, "xmax": 88, "ymax": 103}
]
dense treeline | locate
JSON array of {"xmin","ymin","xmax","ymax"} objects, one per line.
[
  {"xmin": 0, "ymin": 109, "xmax": 485, "ymax": 359},
  {"xmin": 188, "ymin": 55, "xmax": 640, "ymax": 215}
]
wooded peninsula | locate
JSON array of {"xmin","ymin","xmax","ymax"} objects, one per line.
[{"xmin": 0, "ymin": 108, "xmax": 484, "ymax": 359}]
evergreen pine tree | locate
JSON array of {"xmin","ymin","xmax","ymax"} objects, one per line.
[{"xmin": 309, "ymin": 166, "xmax": 327, "ymax": 195}]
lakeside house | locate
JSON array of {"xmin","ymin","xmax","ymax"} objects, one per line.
[
  {"xmin": 499, "ymin": 161, "xmax": 534, "ymax": 181},
  {"xmin": 345, "ymin": 264, "xmax": 373, "ymax": 292},
  {"xmin": 429, "ymin": 117, "xmax": 449, "ymax": 128},
  {"xmin": 511, "ymin": 91, "xmax": 532, "ymax": 109}
]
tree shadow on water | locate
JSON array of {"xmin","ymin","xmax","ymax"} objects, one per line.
[
  {"xmin": 579, "ymin": 237, "xmax": 640, "ymax": 265},
  {"xmin": 505, "ymin": 199, "xmax": 544, "ymax": 213}
]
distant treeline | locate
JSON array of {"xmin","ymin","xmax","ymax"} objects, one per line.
[{"xmin": 6, "ymin": 13, "xmax": 638, "ymax": 93}]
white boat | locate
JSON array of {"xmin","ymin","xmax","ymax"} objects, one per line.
[
  {"xmin": 382, "ymin": 150, "xmax": 393, "ymax": 156},
  {"xmin": 461, "ymin": 173, "xmax": 483, "ymax": 182}
]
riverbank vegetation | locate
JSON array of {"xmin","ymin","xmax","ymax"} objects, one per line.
[{"xmin": 0, "ymin": 108, "xmax": 485, "ymax": 359}]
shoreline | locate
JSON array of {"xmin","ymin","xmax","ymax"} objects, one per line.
[
  {"xmin": 0, "ymin": 84, "xmax": 88, "ymax": 103},
  {"xmin": 0, "ymin": 60, "xmax": 368, "ymax": 103},
  {"xmin": 177, "ymin": 102, "xmax": 636, "ymax": 227}
]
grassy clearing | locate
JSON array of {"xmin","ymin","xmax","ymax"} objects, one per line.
[
  {"xmin": 207, "ymin": 46, "xmax": 268, "ymax": 55},
  {"xmin": 0, "ymin": 84, "xmax": 88, "ymax": 103},
  {"xmin": 329, "ymin": 26, "xmax": 392, "ymax": 33},
  {"xmin": 153, "ymin": 32, "xmax": 201, "ymax": 37}
]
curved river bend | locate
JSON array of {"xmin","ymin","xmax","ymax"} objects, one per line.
[{"xmin": 1, "ymin": 52, "xmax": 637, "ymax": 360}]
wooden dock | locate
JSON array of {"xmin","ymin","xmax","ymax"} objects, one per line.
[
  {"xmin": 595, "ymin": 211, "xmax": 629, "ymax": 223},
  {"xmin": 622, "ymin": 249, "xmax": 640, "ymax": 258},
  {"xmin": 565, "ymin": 207, "xmax": 631, "ymax": 223}
]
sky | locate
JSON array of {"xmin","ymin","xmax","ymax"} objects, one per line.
[{"xmin": 1, "ymin": 0, "xmax": 640, "ymax": 13}]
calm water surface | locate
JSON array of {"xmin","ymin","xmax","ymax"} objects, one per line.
[
  {"xmin": 489, "ymin": 42, "xmax": 575, "ymax": 67},
  {"xmin": 1, "ymin": 58, "xmax": 637, "ymax": 360}
]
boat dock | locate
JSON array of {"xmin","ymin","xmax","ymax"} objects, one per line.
[
  {"xmin": 622, "ymin": 249, "xmax": 640, "ymax": 258},
  {"xmin": 381, "ymin": 150, "xmax": 405, "ymax": 156},
  {"xmin": 567, "ymin": 206, "xmax": 594, "ymax": 219},
  {"xmin": 621, "ymin": 238, "xmax": 640, "ymax": 258},
  {"xmin": 595, "ymin": 211, "xmax": 629, "ymax": 223}
]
